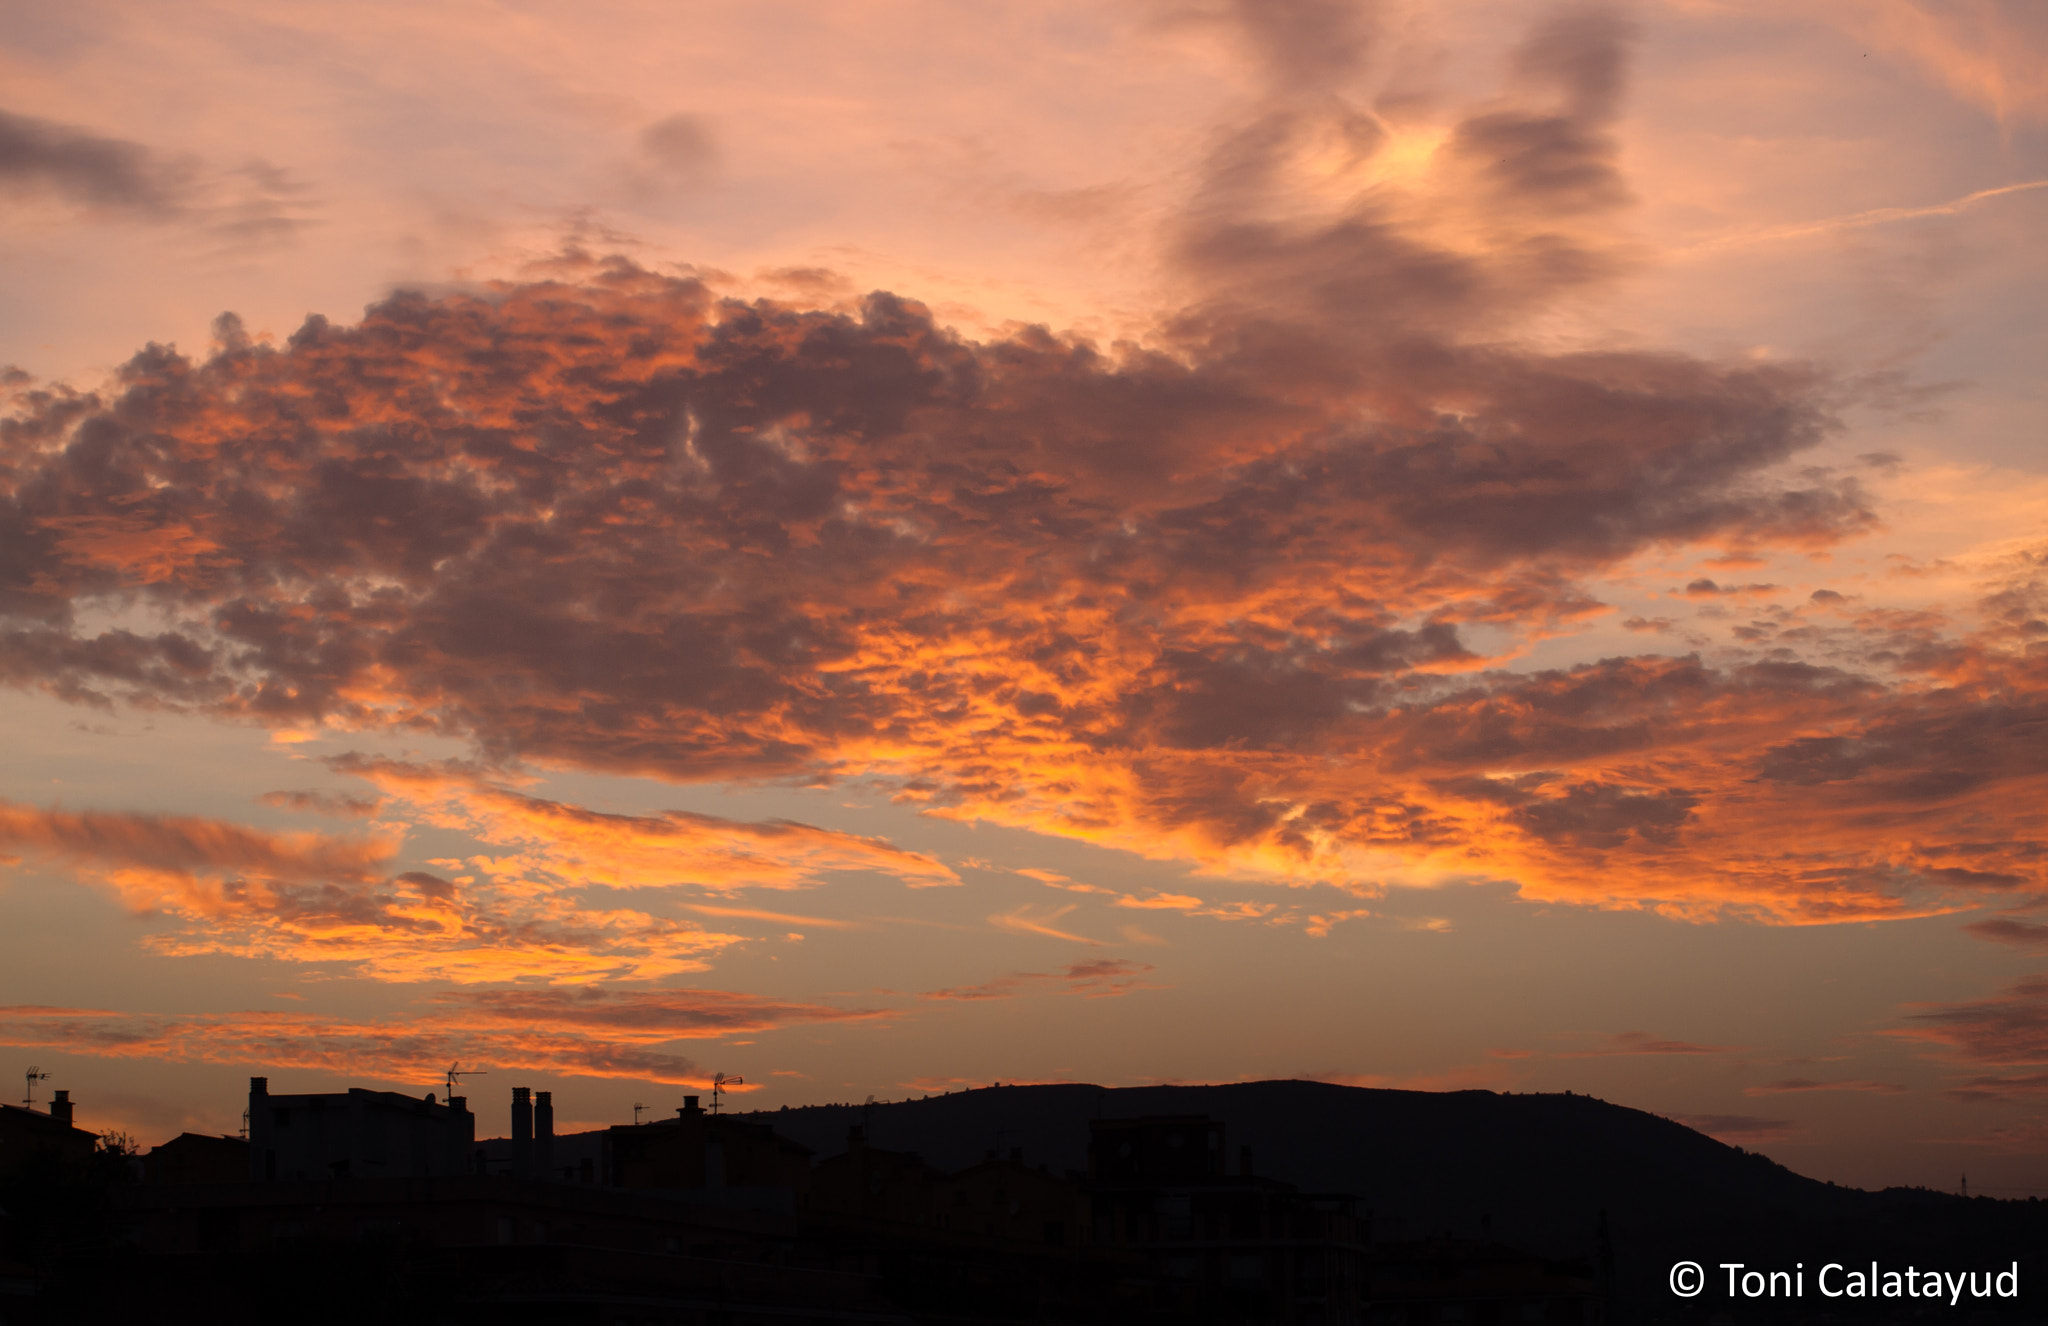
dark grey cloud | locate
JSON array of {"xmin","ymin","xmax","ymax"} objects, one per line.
[
  {"xmin": 638, "ymin": 113, "xmax": 717, "ymax": 180},
  {"xmin": 0, "ymin": 107, "xmax": 188, "ymax": 216},
  {"xmin": 1965, "ymin": 918, "xmax": 2048, "ymax": 951},
  {"xmin": 1903, "ymin": 974, "xmax": 2048, "ymax": 1066}
]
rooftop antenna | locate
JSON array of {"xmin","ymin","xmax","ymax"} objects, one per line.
[
  {"xmin": 445, "ymin": 1062, "xmax": 486, "ymax": 1098},
  {"xmin": 240, "ymin": 1107, "xmax": 250, "ymax": 1140},
  {"xmin": 710, "ymin": 1072, "xmax": 743, "ymax": 1115},
  {"xmin": 633, "ymin": 1102, "xmax": 649, "ymax": 1125},
  {"xmin": 23, "ymin": 1065, "xmax": 49, "ymax": 1109}
]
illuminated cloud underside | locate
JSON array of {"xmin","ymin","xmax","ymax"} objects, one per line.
[
  {"xmin": 0, "ymin": 2, "xmax": 2044, "ymax": 957},
  {"xmin": 1, "ymin": 258, "xmax": 2042, "ymax": 924}
]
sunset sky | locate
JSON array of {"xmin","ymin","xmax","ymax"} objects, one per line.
[{"xmin": 2, "ymin": 0, "xmax": 2046, "ymax": 1196}]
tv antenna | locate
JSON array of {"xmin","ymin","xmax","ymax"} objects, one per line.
[
  {"xmin": 710, "ymin": 1072, "xmax": 744, "ymax": 1115},
  {"xmin": 23, "ymin": 1066, "xmax": 49, "ymax": 1109},
  {"xmin": 445, "ymin": 1063, "xmax": 486, "ymax": 1098},
  {"xmin": 633, "ymin": 1102, "xmax": 649, "ymax": 1125}
]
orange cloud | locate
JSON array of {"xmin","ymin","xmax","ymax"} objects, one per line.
[
  {"xmin": 1114, "ymin": 892, "xmax": 1204, "ymax": 911},
  {"xmin": 336, "ymin": 757, "xmax": 957, "ymax": 894},
  {"xmin": 1301, "ymin": 908, "xmax": 1372, "ymax": 938},
  {"xmin": 4, "ymin": 4, "xmax": 2042, "ymax": 934},
  {"xmin": 0, "ymin": 757, "xmax": 975, "ymax": 981},
  {"xmin": 986, "ymin": 904, "xmax": 1100, "ymax": 945},
  {"xmin": 0, "ymin": 794, "xmax": 747, "ymax": 984}
]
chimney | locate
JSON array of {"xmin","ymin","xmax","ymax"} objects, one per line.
[
  {"xmin": 535, "ymin": 1091, "xmax": 555, "ymax": 1179},
  {"xmin": 446, "ymin": 1095, "xmax": 472, "ymax": 1178},
  {"xmin": 49, "ymin": 1090, "xmax": 74, "ymax": 1125},
  {"xmin": 681, "ymin": 1095, "xmax": 702, "ymax": 1115},
  {"xmin": 511, "ymin": 1087, "xmax": 533, "ymax": 1178},
  {"xmin": 249, "ymin": 1078, "xmax": 272, "ymax": 1182},
  {"xmin": 1240, "ymin": 1144, "xmax": 1253, "ymax": 1177}
]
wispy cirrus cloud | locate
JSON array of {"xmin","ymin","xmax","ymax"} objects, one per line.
[
  {"xmin": 1561, "ymin": 1031, "xmax": 1743, "ymax": 1057},
  {"xmin": 1963, "ymin": 917, "xmax": 2048, "ymax": 951},
  {"xmin": 1896, "ymin": 973, "xmax": 2048, "ymax": 1066},
  {"xmin": 1812, "ymin": 0, "xmax": 2048, "ymax": 128},
  {"xmin": 919, "ymin": 958, "xmax": 1155, "ymax": 1002},
  {"xmin": 0, "ymin": 988, "xmax": 875, "ymax": 1087},
  {"xmin": 987, "ymin": 905, "xmax": 1101, "ymax": 946},
  {"xmin": 1743, "ymin": 1077, "xmax": 1909, "ymax": 1096},
  {"xmin": 1884, "ymin": 970, "xmax": 2048, "ymax": 1105},
  {"xmin": 1939, "ymin": 1073, "xmax": 2048, "ymax": 1105}
]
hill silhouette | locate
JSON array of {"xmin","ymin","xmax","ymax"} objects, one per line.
[{"xmin": 745, "ymin": 1079, "xmax": 2045, "ymax": 1321}]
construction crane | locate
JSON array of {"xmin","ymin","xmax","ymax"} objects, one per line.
[
  {"xmin": 445, "ymin": 1062, "xmax": 487, "ymax": 1098},
  {"xmin": 22, "ymin": 1066, "xmax": 49, "ymax": 1110},
  {"xmin": 710, "ymin": 1072, "xmax": 744, "ymax": 1115}
]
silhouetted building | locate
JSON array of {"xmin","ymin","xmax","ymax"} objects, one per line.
[
  {"xmin": 605, "ymin": 1094, "xmax": 814, "ymax": 1213},
  {"xmin": 1088, "ymin": 1115, "xmax": 1368, "ymax": 1324},
  {"xmin": 952, "ymin": 1145, "xmax": 1092, "ymax": 1247},
  {"xmin": 114, "ymin": 1172, "xmax": 911, "ymax": 1322},
  {"xmin": 102, "ymin": 1082, "xmax": 1403, "ymax": 1322},
  {"xmin": 0, "ymin": 1090, "xmax": 98, "ymax": 1176},
  {"xmin": 1368, "ymin": 1237, "xmax": 1604, "ymax": 1326},
  {"xmin": 810, "ymin": 1125, "xmax": 953, "ymax": 1227},
  {"xmin": 246, "ymin": 1076, "xmax": 474, "ymax": 1181},
  {"xmin": 144, "ymin": 1131, "xmax": 251, "ymax": 1184}
]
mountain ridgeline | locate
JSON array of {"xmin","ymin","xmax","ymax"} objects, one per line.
[{"xmin": 747, "ymin": 1079, "xmax": 2044, "ymax": 1320}]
